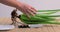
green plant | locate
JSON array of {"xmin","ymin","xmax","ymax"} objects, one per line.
[{"xmin": 19, "ymin": 9, "xmax": 60, "ymax": 24}]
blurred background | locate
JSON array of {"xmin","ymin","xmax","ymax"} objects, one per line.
[{"xmin": 0, "ymin": 0, "xmax": 60, "ymax": 17}]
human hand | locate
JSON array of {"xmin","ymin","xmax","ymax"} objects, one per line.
[
  {"xmin": 0, "ymin": 0, "xmax": 37, "ymax": 18},
  {"xmin": 17, "ymin": 3, "xmax": 37, "ymax": 18}
]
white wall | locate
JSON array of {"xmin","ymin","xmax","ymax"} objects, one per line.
[
  {"xmin": 0, "ymin": 0, "xmax": 60, "ymax": 17},
  {"xmin": 19, "ymin": 0, "xmax": 60, "ymax": 10}
]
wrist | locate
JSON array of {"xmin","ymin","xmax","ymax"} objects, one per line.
[{"xmin": 15, "ymin": 2, "xmax": 23, "ymax": 9}]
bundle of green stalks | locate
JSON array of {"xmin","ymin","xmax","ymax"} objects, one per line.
[{"xmin": 19, "ymin": 9, "xmax": 60, "ymax": 24}]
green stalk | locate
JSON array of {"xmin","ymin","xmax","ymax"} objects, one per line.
[
  {"xmin": 38, "ymin": 9, "xmax": 60, "ymax": 12},
  {"xmin": 19, "ymin": 10, "xmax": 60, "ymax": 24}
]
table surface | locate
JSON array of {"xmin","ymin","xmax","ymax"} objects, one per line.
[{"xmin": 0, "ymin": 17, "xmax": 60, "ymax": 32}]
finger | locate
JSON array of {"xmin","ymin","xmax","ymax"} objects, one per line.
[
  {"xmin": 27, "ymin": 10, "xmax": 35, "ymax": 16},
  {"xmin": 26, "ymin": 8, "xmax": 35, "ymax": 16},
  {"xmin": 31, "ymin": 7, "xmax": 37, "ymax": 12},
  {"xmin": 24, "ymin": 6, "xmax": 35, "ymax": 16},
  {"xmin": 28, "ymin": 8, "xmax": 36, "ymax": 14},
  {"xmin": 23, "ymin": 5, "xmax": 35, "ymax": 16},
  {"xmin": 20, "ymin": 8, "xmax": 30, "ymax": 19},
  {"xmin": 25, "ymin": 4, "xmax": 37, "ymax": 12},
  {"xmin": 25, "ymin": 6, "xmax": 36, "ymax": 14},
  {"xmin": 23, "ymin": 10, "xmax": 30, "ymax": 19},
  {"xmin": 24, "ymin": 4, "xmax": 37, "ymax": 14}
]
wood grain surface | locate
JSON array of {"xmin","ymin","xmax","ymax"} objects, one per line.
[{"xmin": 0, "ymin": 17, "xmax": 60, "ymax": 32}]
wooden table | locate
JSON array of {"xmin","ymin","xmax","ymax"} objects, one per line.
[{"xmin": 0, "ymin": 17, "xmax": 60, "ymax": 32}]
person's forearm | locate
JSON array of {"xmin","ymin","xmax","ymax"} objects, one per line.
[
  {"xmin": 0, "ymin": 0, "xmax": 22, "ymax": 8},
  {"xmin": 0, "ymin": 0, "xmax": 37, "ymax": 18}
]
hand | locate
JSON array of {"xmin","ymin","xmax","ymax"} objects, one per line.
[
  {"xmin": 0, "ymin": 0, "xmax": 37, "ymax": 18},
  {"xmin": 17, "ymin": 3, "xmax": 37, "ymax": 18}
]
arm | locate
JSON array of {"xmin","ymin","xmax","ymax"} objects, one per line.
[
  {"xmin": 0, "ymin": 0, "xmax": 37, "ymax": 18},
  {"xmin": 0, "ymin": 0, "xmax": 22, "ymax": 8}
]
